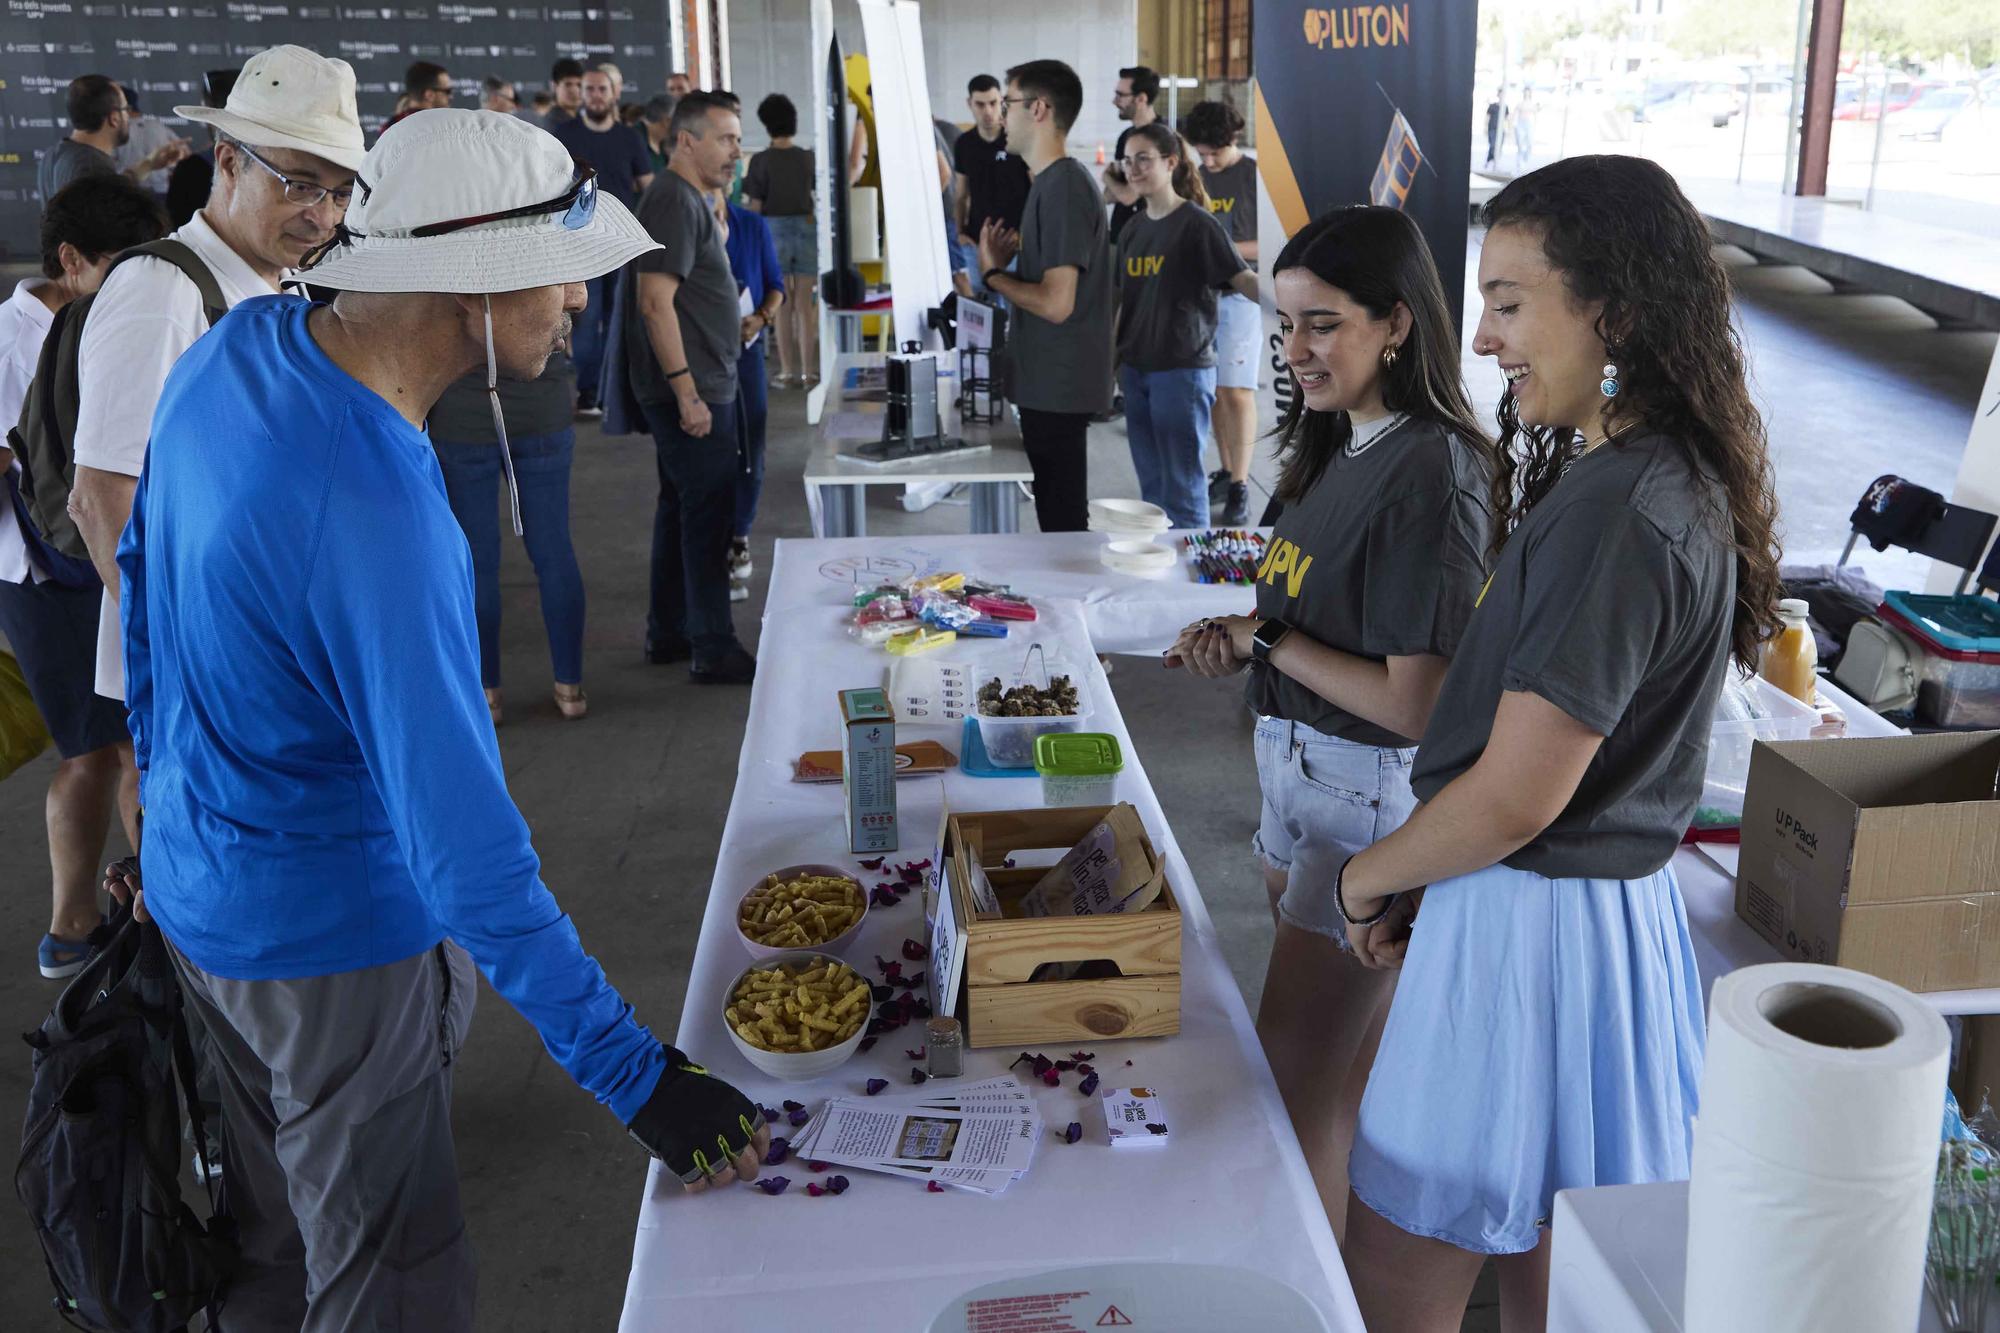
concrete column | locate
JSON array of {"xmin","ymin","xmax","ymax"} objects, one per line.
[{"xmin": 1795, "ymin": 0, "xmax": 1844, "ymax": 197}]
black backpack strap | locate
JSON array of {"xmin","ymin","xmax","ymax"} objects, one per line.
[{"xmin": 111, "ymin": 238, "xmax": 229, "ymax": 327}]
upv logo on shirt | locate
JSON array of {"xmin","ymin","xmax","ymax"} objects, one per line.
[{"xmin": 1257, "ymin": 537, "xmax": 1314, "ymax": 598}]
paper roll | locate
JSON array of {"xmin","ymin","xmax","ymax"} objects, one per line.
[
  {"xmin": 1685, "ymin": 963, "xmax": 1948, "ymax": 1333},
  {"xmin": 850, "ymin": 187, "xmax": 882, "ymax": 263}
]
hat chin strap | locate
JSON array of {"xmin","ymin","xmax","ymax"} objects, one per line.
[{"xmin": 484, "ymin": 295, "xmax": 524, "ymax": 538}]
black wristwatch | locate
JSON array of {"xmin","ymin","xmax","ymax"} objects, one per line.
[
  {"xmin": 982, "ymin": 267, "xmax": 1009, "ymax": 290},
  {"xmin": 1251, "ymin": 618, "xmax": 1293, "ymax": 664}
]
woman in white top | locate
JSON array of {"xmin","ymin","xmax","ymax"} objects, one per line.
[{"xmin": 0, "ymin": 174, "xmax": 165, "ymax": 978}]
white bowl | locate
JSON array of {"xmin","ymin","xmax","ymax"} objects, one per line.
[
  {"xmin": 1087, "ymin": 498, "xmax": 1170, "ymax": 530},
  {"xmin": 1100, "ymin": 539, "xmax": 1176, "ymax": 579},
  {"xmin": 735, "ymin": 864, "xmax": 869, "ymax": 961},
  {"xmin": 722, "ymin": 951, "xmax": 871, "ymax": 1083}
]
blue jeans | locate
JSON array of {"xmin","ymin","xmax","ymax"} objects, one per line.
[
  {"xmin": 573, "ymin": 274, "xmax": 611, "ymax": 405},
  {"xmin": 432, "ymin": 430, "xmax": 585, "ymax": 687},
  {"xmin": 1119, "ymin": 365, "xmax": 1215, "ymax": 529},
  {"xmin": 735, "ymin": 339, "xmax": 768, "ymax": 541},
  {"xmin": 642, "ymin": 395, "xmax": 742, "ymax": 658}
]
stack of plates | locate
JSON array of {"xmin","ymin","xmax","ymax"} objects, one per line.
[
  {"xmin": 1088, "ymin": 498, "xmax": 1171, "ymax": 536},
  {"xmin": 1099, "ymin": 539, "xmax": 1177, "ymax": 579}
]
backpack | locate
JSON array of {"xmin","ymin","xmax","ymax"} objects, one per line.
[
  {"xmin": 16, "ymin": 902, "xmax": 236, "ymax": 1331},
  {"xmin": 8, "ymin": 239, "xmax": 226, "ymax": 581}
]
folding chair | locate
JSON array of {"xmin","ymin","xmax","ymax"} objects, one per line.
[{"xmin": 1837, "ymin": 476, "xmax": 1998, "ymax": 595}]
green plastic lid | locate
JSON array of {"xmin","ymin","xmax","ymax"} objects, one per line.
[{"xmin": 1034, "ymin": 732, "xmax": 1124, "ymax": 777}]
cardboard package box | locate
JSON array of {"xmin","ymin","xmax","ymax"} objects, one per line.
[{"xmin": 1735, "ymin": 732, "xmax": 2000, "ymax": 992}]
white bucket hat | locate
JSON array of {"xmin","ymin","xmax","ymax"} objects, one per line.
[
  {"xmin": 297, "ymin": 108, "xmax": 659, "ymax": 294},
  {"xmin": 174, "ymin": 45, "xmax": 366, "ymax": 172}
]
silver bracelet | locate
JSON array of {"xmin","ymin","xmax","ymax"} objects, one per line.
[{"xmin": 1333, "ymin": 860, "xmax": 1396, "ymax": 929}]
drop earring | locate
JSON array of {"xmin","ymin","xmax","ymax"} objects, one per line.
[
  {"xmin": 1381, "ymin": 344, "xmax": 1400, "ymax": 369},
  {"xmin": 1599, "ymin": 361, "xmax": 1620, "ymax": 398}
]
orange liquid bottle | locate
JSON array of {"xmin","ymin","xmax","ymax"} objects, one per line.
[{"xmin": 1761, "ymin": 598, "xmax": 1818, "ymax": 705}]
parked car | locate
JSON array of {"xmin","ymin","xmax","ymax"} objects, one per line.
[
  {"xmin": 1895, "ymin": 86, "xmax": 1975, "ymax": 141},
  {"xmin": 1835, "ymin": 78, "xmax": 1934, "ymax": 120}
]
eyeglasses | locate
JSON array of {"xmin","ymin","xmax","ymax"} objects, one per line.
[
  {"xmin": 1000, "ymin": 95, "xmax": 1042, "ymax": 111},
  {"xmin": 231, "ymin": 141, "xmax": 355, "ymax": 210},
  {"xmin": 410, "ymin": 162, "xmax": 598, "ymax": 238},
  {"xmin": 1118, "ymin": 153, "xmax": 1162, "ymax": 171}
]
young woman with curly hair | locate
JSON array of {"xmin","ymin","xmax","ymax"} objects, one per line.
[{"xmin": 1281, "ymin": 155, "xmax": 1781, "ymax": 1331}]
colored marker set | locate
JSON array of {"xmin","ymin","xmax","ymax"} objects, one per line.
[{"xmin": 1182, "ymin": 529, "xmax": 1268, "ymax": 585}]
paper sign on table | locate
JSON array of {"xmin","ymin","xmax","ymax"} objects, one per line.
[{"xmin": 1102, "ymin": 1087, "xmax": 1170, "ymax": 1149}]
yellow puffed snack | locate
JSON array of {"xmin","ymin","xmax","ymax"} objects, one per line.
[
  {"xmin": 725, "ymin": 960, "xmax": 871, "ymax": 1054},
  {"xmin": 738, "ymin": 871, "xmax": 864, "ymax": 948}
]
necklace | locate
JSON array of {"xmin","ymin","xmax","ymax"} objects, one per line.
[{"xmin": 1343, "ymin": 411, "xmax": 1409, "ymax": 458}]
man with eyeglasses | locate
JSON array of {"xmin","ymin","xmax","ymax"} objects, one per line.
[
  {"xmin": 69, "ymin": 46, "xmax": 365, "ymax": 712},
  {"xmin": 108, "ymin": 105, "xmax": 767, "ymax": 1328},
  {"xmin": 38, "ymin": 74, "xmax": 191, "ymax": 201},
  {"xmin": 382, "ymin": 60, "xmax": 453, "ymax": 136}
]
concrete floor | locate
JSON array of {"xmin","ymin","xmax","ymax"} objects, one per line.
[{"xmin": 0, "ymin": 241, "xmax": 1992, "ymax": 1331}]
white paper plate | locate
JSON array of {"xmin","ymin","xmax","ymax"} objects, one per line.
[
  {"xmin": 1100, "ymin": 539, "xmax": 1176, "ymax": 579},
  {"xmin": 1087, "ymin": 498, "xmax": 1171, "ymax": 529}
]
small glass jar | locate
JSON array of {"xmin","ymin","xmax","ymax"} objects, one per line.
[{"xmin": 926, "ymin": 1016, "xmax": 964, "ymax": 1079}]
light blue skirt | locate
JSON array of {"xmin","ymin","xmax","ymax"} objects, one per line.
[{"xmin": 1347, "ymin": 861, "xmax": 1704, "ymax": 1255}]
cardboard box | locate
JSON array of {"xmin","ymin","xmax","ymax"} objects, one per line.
[
  {"xmin": 1735, "ymin": 732, "xmax": 2000, "ymax": 992},
  {"xmin": 838, "ymin": 688, "xmax": 898, "ymax": 855}
]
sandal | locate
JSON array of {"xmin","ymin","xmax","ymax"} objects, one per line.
[
  {"xmin": 485, "ymin": 687, "xmax": 503, "ymax": 726},
  {"xmin": 553, "ymin": 683, "xmax": 588, "ymax": 720}
]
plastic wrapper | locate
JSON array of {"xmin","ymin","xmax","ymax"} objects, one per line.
[{"xmin": 854, "ymin": 597, "xmax": 911, "ymax": 628}]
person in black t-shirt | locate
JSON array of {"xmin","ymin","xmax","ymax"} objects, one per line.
[
  {"xmin": 951, "ymin": 74, "xmax": 1031, "ymax": 300},
  {"xmin": 1325, "ymin": 157, "xmax": 1783, "ymax": 1330},
  {"xmin": 1165, "ymin": 205, "xmax": 1495, "ymax": 1248},
  {"xmin": 551, "ymin": 67, "xmax": 654, "ymax": 415},
  {"xmin": 1104, "ymin": 65, "xmax": 1158, "ymax": 248}
]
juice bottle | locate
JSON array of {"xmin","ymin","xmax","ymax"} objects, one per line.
[{"xmin": 1761, "ymin": 598, "xmax": 1818, "ymax": 705}]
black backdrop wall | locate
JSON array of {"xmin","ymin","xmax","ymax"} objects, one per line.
[{"xmin": 0, "ymin": 1, "xmax": 673, "ymax": 260}]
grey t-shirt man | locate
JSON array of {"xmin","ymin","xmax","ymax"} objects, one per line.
[
  {"xmin": 1248, "ymin": 418, "xmax": 1493, "ymax": 747},
  {"xmin": 1199, "ymin": 154, "xmax": 1258, "ymax": 247},
  {"xmin": 628, "ymin": 171, "xmax": 740, "ymax": 407},
  {"xmin": 1011, "ymin": 156, "xmax": 1112, "ymax": 416},
  {"xmin": 1114, "ymin": 201, "xmax": 1245, "ymax": 372},
  {"xmin": 39, "ymin": 138, "xmax": 116, "ymax": 201},
  {"xmin": 1412, "ymin": 432, "xmax": 1736, "ymax": 878}
]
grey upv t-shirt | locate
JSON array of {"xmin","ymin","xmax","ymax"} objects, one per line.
[
  {"xmin": 1412, "ymin": 433, "xmax": 1737, "ymax": 879},
  {"xmin": 1200, "ymin": 154, "xmax": 1258, "ymax": 246},
  {"xmin": 39, "ymin": 138, "xmax": 116, "ymax": 201},
  {"xmin": 1246, "ymin": 418, "xmax": 1493, "ymax": 747},
  {"xmin": 1114, "ymin": 201, "xmax": 1246, "ymax": 372},
  {"xmin": 628, "ymin": 172, "xmax": 740, "ymax": 407},
  {"xmin": 1010, "ymin": 157, "xmax": 1112, "ymax": 415}
]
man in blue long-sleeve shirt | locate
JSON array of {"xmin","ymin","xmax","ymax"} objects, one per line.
[{"xmin": 115, "ymin": 108, "xmax": 767, "ymax": 1330}]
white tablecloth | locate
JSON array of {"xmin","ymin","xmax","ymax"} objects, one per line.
[
  {"xmin": 618, "ymin": 539, "xmax": 1359, "ymax": 1332},
  {"xmin": 782, "ymin": 530, "xmax": 1267, "ymax": 656}
]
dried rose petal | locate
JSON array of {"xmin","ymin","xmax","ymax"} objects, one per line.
[
  {"xmin": 1069, "ymin": 1051, "xmax": 1096, "ymax": 1061},
  {"xmin": 1075, "ymin": 1063, "xmax": 1094, "ymax": 1076},
  {"xmin": 881, "ymin": 961, "xmax": 903, "ymax": 983},
  {"xmin": 759, "ymin": 1104, "xmax": 781, "ymax": 1124},
  {"xmin": 910, "ymin": 1068, "xmax": 930, "ymax": 1084},
  {"xmin": 1010, "ymin": 1052, "xmax": 1035, "ymax": 1071},
  {"xmin": 914, "ymin": 998, "xmax": 933, "ymax": 1018},
  {"xmin": 1040, "ymin": 1069, "xmax": 1061, "ymax": 1087},
  {"xmin": 1078, "ymin": 1072, "xmax": 1100, "ymax": 1096},
  {"xmin": 807, "ymin": 1160, "xmax": 829, "ymax": 1172},
  {"xmin": 1125, "ymin": 1060, "xmax": 1134, "ymax": 1067},
  {"xmin": 1064, "ymin": 1122, "xmax": 1083, "ymax": 1144},
  {"xmin": 787, "ymin": 1108, "xmax": 810, "ymax": 1127},
  {"xmin": 905, "ymin": 1045, "xmax": 926, "ymax": 1060},
  {"xmin": 871, "ymin": 984, "xmax": 893, "ymax": 1003},
  {"xmin": 859, "ymin": 856, "xmax": 886, "ymax": 870},
  {"xmin": 858, "ymin": 1037, "xmax": 877, "ymax": 1053},
  {"xmin": 875, "ymin": 954, "xmax": 898, "ymax": 975},
  {"xmin": 805, "ymin": 1182, "xmax": 825, "ymax": 1197},
  {"xmin": 1031, "ymin": 1054, "xmax": 1054, "ymax": 1077},
  {"xmin": 897, "ymin": 864, "xmax": 923, "ymax": 885},
  {"xmin": 870, "ymin": 887, "xmax": 899, "ymax": 909},
  {"xmin": 1055, "ymin": 1060, "xmax": 1076, "ymax": 1072},
  {"xmin": 1001, "ymin": 856, "xmax": 1017, "ymax": 868},
  {"xmin": 764, "ymin": 1137, "xmax": 791, "ymax": 1165},
  {"xmin": 782, "ymin": 1100, "xmax": 805, "ymax": 1113},
  {"xmin": 866, "ymin": 1078, "xmax": 889, "ymax": 1096},
  {"xmin": 827, "ymin": 1174, "xmax": 851, "ymax": 1195},
  {"xmin": 926, "ymin": 1180, "xmax": 946, "ymax": 1193},
  {"xmin": 755, "ymin": 1176, "xmax": 791, "ymax": 1195},
  {"xmin": 902, "ymin": 938, "xmax": 929, "ymax": 961}
]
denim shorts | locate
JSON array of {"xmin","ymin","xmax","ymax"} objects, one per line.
[
  {"xmin": 1252, "ymin": 715, "xmax": 1417, "ymax": 890},
  {"xmin": 1213, "ymin": 291, "xmax": 1261, "ymax": 391},
  {"xmin": 767, "ymin": 213, "xmax": 816, "ymax": 277}
]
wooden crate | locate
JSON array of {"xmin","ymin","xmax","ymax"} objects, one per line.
[{"xmin": 942, "ymin": 806, "xmax": 1181, "ymax": 1048}]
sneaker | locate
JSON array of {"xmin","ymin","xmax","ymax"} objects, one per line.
[
  {"xmin": 729, "ymin": 577, "xmax": 750, "ymax": 603},
  {"xmin": 1221, "ymin": 482, "xmax": 1251, "ymax": 527},
  {"xmin": 644, "ymin": 636, "xmax": 693, "ymax": 665},
  {"xmin": 690, "ymin": 642, "xmax": 757, "ymax": 685},
  {"xmin": 574, "ymin": 394, "xmax": 603, "ymax": 420},
  {"xmin": 1207, "ymin": 470, "xmax": 1231, "ymax": 506},
  {"xmin": 37, "ymin": 929, "xmax": 98, "ymax": 980},
  {"xmin": 728, "ymin": 540, "xmax": 754, "ymax": 581}
]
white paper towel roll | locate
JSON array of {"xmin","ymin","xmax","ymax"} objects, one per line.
[
  {"xmin": 1685, "ymin": 963, "xmax": 1948, "ymax": 1333},
  {"xmin": 850, "ymin": 186, "xmax": 882, "ymax": 263}
]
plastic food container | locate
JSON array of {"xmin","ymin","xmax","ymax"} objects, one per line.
[
  {"xmin": 1034, "ymin": 732, "xmax": 1124, "ymax": 807},
  {"xmin": 975, "ymin": 665, "xmax": 1092, "ymax": 769},
  {"xmin": 1697, "ymin": 674, "xmax": 1820, "ymax": 825},
  {"xmin": 721, "ymin": 951, "xmax": 869, "ymax": 1082},
  {"xmin": 1880, "ymin": 597, "xmax": 2000, "ymax": 729}
]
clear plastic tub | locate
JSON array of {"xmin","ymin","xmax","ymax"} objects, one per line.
[
  {"xmin": 974, "ymin": 663, "xmax": 1092, "ymax": 769},
  {"xmin": 1697, "ymin": 674, "xmax": 1820, "ymax": 825},
  {"xmin": 1035, "ymin": 732, "xmax": 1124, "ymax": 806}
]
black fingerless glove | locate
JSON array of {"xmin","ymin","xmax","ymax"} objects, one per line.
[{"xmin": 624, "ymin": 1047, "xmax": 765, "ymax": 1184}]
